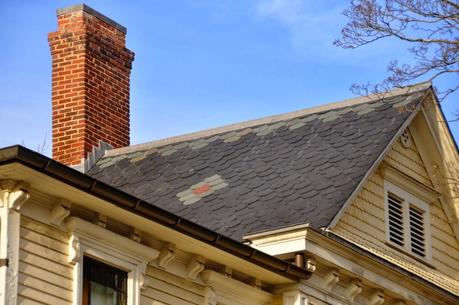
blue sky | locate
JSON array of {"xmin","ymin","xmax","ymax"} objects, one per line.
[{"xmin": 1, "ymin": 0, "xmax": 457, "ymax": 156}]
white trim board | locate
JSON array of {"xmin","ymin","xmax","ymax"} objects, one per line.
[{"xmin": 66, "ymin": 217, "xmax": 159, "ymax": 305}]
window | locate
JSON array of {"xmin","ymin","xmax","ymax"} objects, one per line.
[
  {"xmin": 67, "ymin": 217, "xmax": 159, "ymax": 305},
  {"xmin": 384, "ymin": 181, "xmax": 431, "ymax": 261},
  {"xmin": 83, "ymin": 256, "xmax": 128, "ymax": 305}
]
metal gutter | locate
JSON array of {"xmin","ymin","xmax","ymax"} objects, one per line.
[
  {"xmin": 0, "ymin": 145, "xmax": 312, "ymax": 281},
  {"xmin": 313, "ymin": 228, "xmax": 459, "ymax": 302}
]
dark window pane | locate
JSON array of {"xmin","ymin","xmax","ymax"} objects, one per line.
[{"xmin": 83, "ymin": 256, "xmax": 127, "ymax": 305}]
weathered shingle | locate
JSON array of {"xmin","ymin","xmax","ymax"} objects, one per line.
[{"xmin": 88, "ymin": 88, "xmax": 427, "ymax": 241}]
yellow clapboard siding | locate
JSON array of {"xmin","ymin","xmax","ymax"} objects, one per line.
[
  {"xmin": 142, "ymin": 286, "xmax": 198, "ymax": 305},
  {"xmin": 338, "ymin": 212, "xmax": 385, "ymax": 242},
  {"xmin": 431, "ymin": 227, "xmax": 459, "ymax": 251},
  {"xmin": 385, "ymin": 138, "xmax": 432, "ymax": 187},
  {"xmin": 144, "ymin": 275, "xmax": 204, "ymax": 305},
  {"xmin": 18, "ymin": 273, "xmax": 72, "ymax": 301},
  {"xmin": 19, "ymin": 216, "xmax": 73, "ymax": 301},
  {"xmin": 357, "ymin": 189, "xmax": 384, "ymax": 209},
  {"xmin": 141, "ymin": 295, "xmax": 169, "ymax": 305},
  {"xmin": 19, "ymin": 249, "xmax": 72, "ymax": 278},
  {"xmin": 335, "ymin": 220, "xmax": 384, "ymax": 245},
  {"xmin": 351, "ymin": 195, "xmax": 384, "ymax": 219},
  {"xmin": 17, "ymin": 296, "xmax": 47, "ymax": 305},
  {"xmin": 19, "ymin": 239, "xmax": 68, "ymax": 263},
  {"xmin": 20, "ymin": 226, "xmax": 67, "ymax": 255},
  {"xmin": 431, "ymin": 248, "xmax": 459, "ymax": 274},
  {"xmin": 18, "ymin": 284, "xmax": 71, "ymax": 305},
  {"xmin": 147, "ymin": 266, "xmax": 206, "ymax": 297},
  {"xmin": 21, "ymin": 217, "xmax": 69, "ymax": 243},
  {"xmin": 19, "ymin": 258, "xmax": 73, "ymax": 291},
  {"xmin": 334, "ymin": 134, "xmax": 459, "ymax": 290}
]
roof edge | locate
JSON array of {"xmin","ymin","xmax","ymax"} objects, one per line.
[
  {"xmin": 0, "ymin": 145, "xmax": 312, "ymax": 281},
  {"xmin": 106, "ymin": 82, "xmax": 432, "ymax": 157},
  {"xmin": 318, "ymin": 229, "xmax": 459, "ymax": 301},
  {"xmin": 327, "ymin": 87, "xmax": 432, "ymax": 229}
]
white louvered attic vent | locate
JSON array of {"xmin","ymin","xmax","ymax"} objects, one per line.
[
  {"xmin": 384, "ymin": 181, "xmax": 431, "ymax": 262},
  {"xmin": 409, "ymin": 206, "xmax": 426, "ymax": 257},
  {"xmin": 388, "ymin": 193, "xmax": 404, "ymax": 247}
]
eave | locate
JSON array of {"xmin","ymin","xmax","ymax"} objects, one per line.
[{"xmin": 0, "ymin": 145, "xmax": 312, "ymax": 283}]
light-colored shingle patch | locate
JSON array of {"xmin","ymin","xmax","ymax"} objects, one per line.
[{"xmin": 177, "ymin": 174, "xmax": 228, "ymax": 205}]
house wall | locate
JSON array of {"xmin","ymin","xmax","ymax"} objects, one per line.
[
  {"xmin": 17, "ymin": 204, "xmax": 283, "ymax": 305},
  {"xmin": 332, "ymin": 132, "xmax": 459, "ymax": 295},
  {"xmin": 142, "ymin": 266, "xmax": 206, "ymax": 305},
  {"xmin": 18, "ymin": 216, "xmax": 73, "ymax": 305},
  {"xmin": 16, "ymin": 216, "xmax": 208, "ymax": 305}
]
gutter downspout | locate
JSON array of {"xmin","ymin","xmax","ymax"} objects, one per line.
[{"xmin": 0, "ymin": 180, "xmax": 29, "ymax": 305}]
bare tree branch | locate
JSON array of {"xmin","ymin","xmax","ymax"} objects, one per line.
[{"xmin": 335, "ymin": 0, "xmax": 459, "ymax": 106}]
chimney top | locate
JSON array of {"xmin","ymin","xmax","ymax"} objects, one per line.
[
  {"xmin": 56, "ymin": 4, "xmax": 127, "ymax": 34},
  {"xmin": 49, "ymin": 3, "xmax": 134, "ymax": 169}
]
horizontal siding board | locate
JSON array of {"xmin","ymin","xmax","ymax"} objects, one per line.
[
  {"xmin": 142, "ymin": 287, "xmax": 197, "ymax": 305},
  {"xmin": 17, "ymin": 296, "xmax": 47, "ymax": 305},
  {"xmin": 147, "ymin": 267, "xmax": 206, "ymax": 297},
  {"xmin": 20, "ymin": 227, "xmax": 67, "ymax": 255},
  {"xmin": 141, "ymin": 295, "xmax": 169, "ymax": 305},
  {"xmin": 19, "ymin": 249, "xmax": 72, "ymax": 278},
  {"xmin": 19, "ymin": 257, "xmax": 73, "ymax": 290},
  {"xmin": 18, "ymin": 284, "xmax": 71, "ymax": 305},
  {"xmin": 21, "ymin": 217, "xmax": 69, "ymax": 244},
  {"xmin": 337, "ymin": 214, "xmax": 385, "ymax": 242},
  {"xmin": 334, "ymin": 138, "xmax": 459, "ymax": 294},
  {"xmin": 144, "ymin": 275, "xmax": 203, "ymax": 305},
  {"xmin": 18, "ymin": 273, "xmax": 72, "ymax": 302},
  {"xmin": 20, "ymin": 239, "xmax": 68, "ymax": 264},
  {"xmin": 385, "ymin": 140, "xmax": 432, "ymax": 187}
]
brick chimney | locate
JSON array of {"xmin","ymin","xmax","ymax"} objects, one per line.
[{"xmin": 48, "ymin": 4, "xmax": 134, "ymax": 168}]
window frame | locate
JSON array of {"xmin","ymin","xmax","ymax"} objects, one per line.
[
  {"xmin": 384, "ymin": 180, "xmax": 432, "ymax": 262},
  {"xmin": 66, "ymin": 217, "xmax": 159, "ymax": 305},
  {"xmin": 82, "ymin": 256, "xmax": 128, "ymax": 305}
]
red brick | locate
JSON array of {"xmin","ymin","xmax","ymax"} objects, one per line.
[{"xmin": 49, "ymin": 6, "xmax": 134, "ymax": 166}]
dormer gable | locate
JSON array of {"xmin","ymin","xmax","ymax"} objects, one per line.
[{"xmin": 331, "ymin": 91, "xmax": 459, "ymax": 295}]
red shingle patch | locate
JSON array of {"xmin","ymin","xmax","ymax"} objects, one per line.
[{"xmin": 192, "ymin": 184, "xmax": 210, "ymax": 195}]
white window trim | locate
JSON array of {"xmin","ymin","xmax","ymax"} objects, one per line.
[
  {"xmin": 66, "ymin": 217, "xmax": 159, "ymax": 305},
  {"xmin": 384, "ymin": 180, "xmax": 432, "ymax": 262}
]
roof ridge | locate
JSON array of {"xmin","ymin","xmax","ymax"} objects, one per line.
[{"xmin": 105, "ymin": 82, "xmax": 431, "ymax": 157}]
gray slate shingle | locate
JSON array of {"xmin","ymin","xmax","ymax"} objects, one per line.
[{"xmin": 88, "ymin": 90, "xmax": 425, "ymax": 241}]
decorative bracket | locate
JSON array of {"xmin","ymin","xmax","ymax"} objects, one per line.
[
  {"xmin": 68, "ymin": 234, "xmax": 81, "ymax": 265},
  {"xmin": 323, "ymin": 268, "xmax": 339, "ymax": 291},
  {"xmin": 95, "ymin": 213, "xmax": 107, "ymax": 228},
  {"xmin": 130, "ymin": 228, "xmax": 142, "ymax": 243},
  {"xmin": 50, "ymin": 199, "xmax": 71, "ymax": 226},
  {"xmin": 0, "ymin": 180, "xmax": 30, "ymax": 305},
  {"xmin": 157, "ymin": 242, "xmax": 176, "ymax": 269},
  {"xmin": 305, "ymin": 257, "xmax": 316, "ymax": 273},
  {"xmin": 367, "ymin": 290, "xmax": 384, "ymax": 305},
  {"xmin": 139, "ymin": 262, "xmax": 148, "ymax": 290},
  {"xmin": 187, "ymin": 255, "xmax": 205, "ymax": 280},
  {"xmin": 283, "ymin": 290, "xmax": 308, "ymax": 305},
  {"xmin": 345, "ymin": 279, "xmax": 362, "ymax": 301},
  {"xmin": 251, "ymin": 278, "xmax": 262, "ymax": 289},
  {"xmin": 0, "ymin": 180, "xmax": 30, "ymax": 210},
  {"xmin": 222, "ymin": 266, "xmax": 232, "ymax": 278}
]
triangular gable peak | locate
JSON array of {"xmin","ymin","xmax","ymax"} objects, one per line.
[
  {"xmin": 329, "ymin": 88, "xmax": 459, "ymax": 236},
  {"xmin": 330, "ymin": 91, "xmax": 459, "ymax": 295}
]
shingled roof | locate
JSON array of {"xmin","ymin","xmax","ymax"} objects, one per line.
[{"xmin": 88, "ymin": 84, "xmax": 431, "ymax": 241}]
